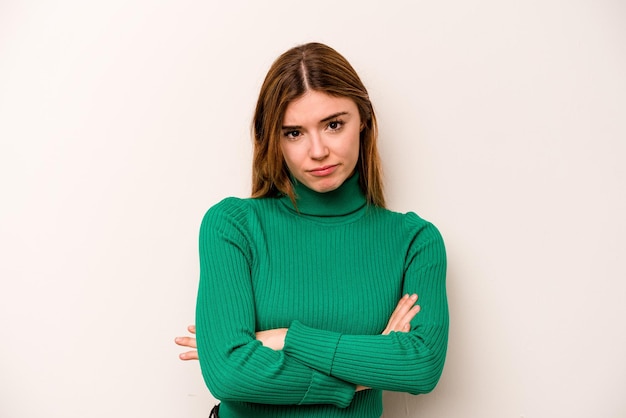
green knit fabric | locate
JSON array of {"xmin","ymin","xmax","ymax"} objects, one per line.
[{"xmin": 195, "ymin": 174, "xmax": 448, "ymax": 418}]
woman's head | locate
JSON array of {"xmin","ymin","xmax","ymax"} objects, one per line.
[{"xmin": 251, "ymin": 42, "xmax": 385, "ymax": 207}]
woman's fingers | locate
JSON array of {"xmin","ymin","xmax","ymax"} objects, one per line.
[
  {"xmin": 176, "ymin": 325, "xmax": 199, "ymax": 361},
  {"xmin": 174, "ymin": 336, "xmax": 197, "ymax": 348},
  {"xmin": 382, "ymin": 294, "xmax": 419, "ymax": 335},
  {"xmin": 400, "ymin": 303, "xmax": 421, "ymax": 328},
  {"xmin": 179, "ymin": 350, "xmax": 199, "ymax": 361}
]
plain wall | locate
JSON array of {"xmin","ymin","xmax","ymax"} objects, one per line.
[{"xmin": 1, "ymin": 1, "xmax": 624, "ymax": 417}]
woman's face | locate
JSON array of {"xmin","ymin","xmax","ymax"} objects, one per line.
[{"xmin": 280, "ymin": 90, "xmax": 361, "ymax": 193}]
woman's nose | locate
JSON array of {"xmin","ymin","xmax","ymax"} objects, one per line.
[{"xmin": 308, "ymin": 133, "xmax": 329, "ymax": 160}]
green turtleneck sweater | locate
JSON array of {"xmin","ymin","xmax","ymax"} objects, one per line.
[{"xmin": 195, "ymin": 174, "xmax": 448, "ymax": 418}]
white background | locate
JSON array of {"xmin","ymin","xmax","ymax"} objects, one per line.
[{"xmin": 1, "ymin": 1, "xmax": 625, "ymax": 417}]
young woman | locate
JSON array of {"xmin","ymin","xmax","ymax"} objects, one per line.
[{"xmin": 175, "ymin": 42, "xmax": 449, "ymax": 418}]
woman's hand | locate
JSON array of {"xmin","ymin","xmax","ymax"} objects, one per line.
[
  {"xmin": 255, "ymin": 328, "xmax": 288, "ymax": 351},
  {"xmin": 175, "ymin": 325, "xmax": 198, "ymax": 361},
  {"xmin": 382, "ymin": 293, "xmax": 420, "ymax": 335}
]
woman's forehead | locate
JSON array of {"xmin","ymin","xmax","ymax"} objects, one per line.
[{"xmin": 282, "ymin": 91, "xmax": 357, "ymax": 126}]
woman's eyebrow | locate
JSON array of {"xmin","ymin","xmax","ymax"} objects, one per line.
[
  {"xmin": 281, "ymin": 111, "xmax": 350, "ymax": 130},
  {"xmin": 320, "ymin": 111, "xmax": 349, "ymax": 123}
]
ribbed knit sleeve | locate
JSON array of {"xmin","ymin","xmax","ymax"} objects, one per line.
[
  {"xmin": 195, "ymin": 198, "xmax": 356, "ymax": 408},
  {"xmin": 283, "ymin": 214, "xmax": 448, "ymax": 394}
]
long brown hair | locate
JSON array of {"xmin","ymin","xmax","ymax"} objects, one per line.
[{"xmin": 251, "ymin": 42, "xmax": 385, "ymax": 207}]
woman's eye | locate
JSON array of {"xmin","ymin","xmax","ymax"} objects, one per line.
[
  {"xmin": 284, "ymin": 130, "xmax": 301, "ymax": 139},
  {"xmin": 328, "ymin": 120, "xmax": 343, "ymax": 130}
]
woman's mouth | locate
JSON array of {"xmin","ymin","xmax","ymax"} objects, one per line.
[{"xmin": 308, "ymin": 164, "xmax": 339, "ymax": 177}]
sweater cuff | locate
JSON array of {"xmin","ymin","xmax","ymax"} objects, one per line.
[
  {"xmin": 284, "ymin": 320, "xmax": 342, "ymax": 375},
  {"xmin": 299, "ymin": 369, "xmax": 355, "ymax": 408}
]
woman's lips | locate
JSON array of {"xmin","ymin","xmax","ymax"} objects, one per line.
[{"xmin": 308, "ymin": 164, "xmax": 338, "ymax": 177}]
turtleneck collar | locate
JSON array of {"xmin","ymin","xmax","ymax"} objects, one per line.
[{"xmin": 280, "ymin": 172, "xmax": 367, "ymax": 218}]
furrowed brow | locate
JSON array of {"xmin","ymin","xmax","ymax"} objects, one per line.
[
  {"xmin": 281, "ymin": 111, "xmax": 350, "ymax": 130},
  {"xmin": 320, "ymin": 111, "xmax": 349, "ymax": 123}
]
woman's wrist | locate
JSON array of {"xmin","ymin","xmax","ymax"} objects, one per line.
[{"xmin": 256, "ymin": 328, "xmax": 288, "ymax": 350}]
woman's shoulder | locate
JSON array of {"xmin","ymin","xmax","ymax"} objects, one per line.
[
  {"xmin": 402, "ymin": 210, "xmax": 435, "ymax": 229},
  {"xmin": 200, "ymin": 195, "xmax": 280, "ymax": 226},
  {"xmin": 199, "ymin": 196, "xmax": 253, "ymax": 229},
  {"xmin": 203, "ymin": 196, "xmax": 249, "ymax": 215},
  {"xmin": 402, "ymin": 212, "xmax": 445, "ymax": 250},
  {"xmin": 374, "ymin": 206, "xmax": 433, "ymax": 226},
  {"xmin": 375, "ymin": 206, "xmax": 443, "ymax": 241}
]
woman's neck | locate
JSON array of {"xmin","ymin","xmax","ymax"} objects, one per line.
[{"xmin": 281, "ymin": 173, "xmax": 366, "ymax": 217}]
